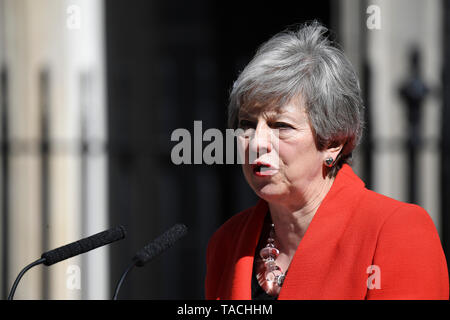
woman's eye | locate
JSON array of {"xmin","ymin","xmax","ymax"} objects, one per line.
[{"xmin": 273, "ymin": 122, "xmax": 293, "ymax": 129}]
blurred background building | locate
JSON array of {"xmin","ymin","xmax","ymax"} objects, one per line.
[{"xmin": 0, "ymin": 0, "xmax": 448, "ymax": 299}]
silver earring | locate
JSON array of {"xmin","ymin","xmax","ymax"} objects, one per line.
[{"xmin": 325, "ymin": 157, "xmax": 334, "ymax": 167}]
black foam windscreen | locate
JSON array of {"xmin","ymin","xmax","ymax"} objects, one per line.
[
  {"xmin": 133, "ymin": 224, "xmax": 188, "ymax": 267},
  {"xmin": 41, "ymin": 225, "xmax": 126, "ymax": 266}
]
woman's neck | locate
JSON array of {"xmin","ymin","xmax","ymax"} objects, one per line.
[{"xmin": 268, "ymin": 175, "xmax": 335, "ymax": 257}]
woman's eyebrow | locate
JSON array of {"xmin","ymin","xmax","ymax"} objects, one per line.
[
  {"xmin": 266, "ymin": 111, "xmax": 298, "ymax": 121},
  {"xmin": 238, "ymin": 111, "xmax": 257, "ymax": 119},
  {"xmin": 239, "ymin": 107, "xmax": 302, "ymax": 121}
]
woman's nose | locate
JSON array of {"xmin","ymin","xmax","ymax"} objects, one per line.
[{"xmin": 249, "ymin": 123, "xmax": 272, "ymax": 156}]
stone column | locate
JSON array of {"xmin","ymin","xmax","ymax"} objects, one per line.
[
  {"xmin": 338, "ymin": 0, "xmax": 443, "ymax": 234},
  {"xmin": 0, "ymin": 0, "xmax": 107, "ymax": 299}
]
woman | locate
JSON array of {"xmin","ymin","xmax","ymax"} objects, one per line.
[{"xmin": 205, "ymin": 21, "xmax": 449, "ymax": 300}]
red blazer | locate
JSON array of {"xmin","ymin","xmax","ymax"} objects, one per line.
[{"xmin": 205, "ymin": 164, "xmax": 449, "ymax": 299}]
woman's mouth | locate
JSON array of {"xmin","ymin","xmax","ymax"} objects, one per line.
[{"xmin": 251, "ymin": 162, "xmax": 278, "ymax": 177}]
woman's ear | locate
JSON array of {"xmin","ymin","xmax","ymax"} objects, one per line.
[{"xmin": 323, "ymin": 143, "xmax": 344, "ymax": 167}]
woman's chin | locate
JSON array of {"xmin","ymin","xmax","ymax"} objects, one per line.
[
  {"xmin": 244, "ymin": 172, "xmax": 288, "ymax": 201},
  {"xmin": 253, "ymin": 185, "xmax": 286, "ymax": 202}
]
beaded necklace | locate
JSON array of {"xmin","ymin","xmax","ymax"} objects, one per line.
[{"xmin": 255, "ymin": 223, "xmax": 286, "ymax": 296}]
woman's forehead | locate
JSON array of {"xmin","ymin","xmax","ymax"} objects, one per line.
[{"xmin": 239, "ymin": 98, "xmax": 306, "ymax": 119}]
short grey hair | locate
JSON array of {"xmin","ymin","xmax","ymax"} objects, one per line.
[{"xmin": 228, "ymin": 21, "xmax": 364, "ymax": 177}]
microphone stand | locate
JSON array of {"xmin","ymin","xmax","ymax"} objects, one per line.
[
  {"xmin": 112, "ymin": 261, "xmax": 136, "ymax": 300},
  {"xmin": 111, "ymin": 224, "xmax": 187, "ymax": 300},
  {"xmin": 8, "ymin": 258, "xmax": 46, "ymax": 300}
]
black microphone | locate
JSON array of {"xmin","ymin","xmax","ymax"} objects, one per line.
[
  {"xmin": 112, "ymin": 223, "xmax": 188, "ymax": 300},
  {"xmin": 41, "ymin": 225, "xmax": 126, "ymax": 266},
  {"xmin": 7, "ymin": 225, "xmax": 126, "ymax": 300}
]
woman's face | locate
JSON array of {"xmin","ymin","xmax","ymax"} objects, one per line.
[{"xmin": 237, "ymin": 98, "xmax": 329, "ymax": 205}]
